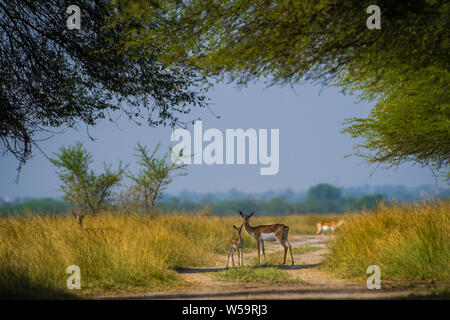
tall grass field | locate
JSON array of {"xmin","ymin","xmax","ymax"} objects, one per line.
[
  {"xmin": 324, "ymin": 201, "xmax": 450, "ymax": 281},
  {"xmin": 0, "ymin": 202, "xmax": 448, "ymax": 299},
  {"xmin": 0, "ymin": 212, "xmax": 335, "ymax": 298}
]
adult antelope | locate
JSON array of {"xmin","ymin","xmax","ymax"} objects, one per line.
[
  {"xmin": 315, "ymin": 220, "xmax": 345, "ymax": 235},
  {"xmin": 227, "ymin": 224, "xmax": 244, "ymax": 268},
  {"xmin": 239, "ymin": 210, "xmax": 294, "ymax": 266}
]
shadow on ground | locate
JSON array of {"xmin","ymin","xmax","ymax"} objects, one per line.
[
  {"xmin": 175, "ymin": 262, "xmax": 321, "ymax": 274},
  {"xmin": 176, "ymin": 267, "xmax": 225, "ymax": 274},
  {"xmin": 126, "ymin": 287, "xmax": 430, "ymax": 300},
  {"xmin": 0, "ymin": 270, "xmax": 80, "ymax": 300}
]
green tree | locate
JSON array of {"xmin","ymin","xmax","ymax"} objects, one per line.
[
  {"xmin": 342, "ymin": 67, "xmax": 450, "ymax": 179},
  {"xmin": 307, "ymin": 184, "xmax": 342, "ymax": 202},
  {"xmin": 128, "ymin": 143, "xmax": 187, "ymax": 213},
  {"xmin": 356, "ymin": 195, "xmax": 385, "ymax": 210},
  {"xmin": 301, "ymin": 184, "xmax": 342, "ymax": 213},
  {"xmin": 1, "ymin": 1, "xmax": 207, "ymax": 170},
  {"xmin": 111, "ymin": 0, "xmax": 449, "ymax": 179},
  {"xmin": 50, "ymin": 142, "xmax": 126, "ymax": 219}
]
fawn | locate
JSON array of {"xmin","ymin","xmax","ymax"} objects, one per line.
[{"xmin": 227, "ymin": 224, "xmax": 244, "ymax": 268}]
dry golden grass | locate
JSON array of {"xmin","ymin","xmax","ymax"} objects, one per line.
[
  {"xmin": 324, "ymin": 201, "xmax": 450, "ymax": 281},
  {"xmin": 0, "ymin": 211, "xmax": 336, "ymax": 298},
  {"xmin": 7, "ymin": 205, "xmax": 444, "ymax": 299}
]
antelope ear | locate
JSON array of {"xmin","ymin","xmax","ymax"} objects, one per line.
[
  {"xmin": 250, "ymin": 212, "xmax": 254, "ymax": 217},
  {"xmin": 239, "ymin": 210, "xmax": 243, "ymax": 217}
]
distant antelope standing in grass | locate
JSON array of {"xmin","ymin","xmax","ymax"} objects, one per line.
[
  {"xmin": 239, "ymin": 211, "xmax": 294, "ymax": 266},
  {"xmin": 70, "ymin": 209, "xmax": 87, "ymax": 229},
  {"xmin": 315, "ymin": 220, "xmax": 345, "ymax": 235},
  {"xmin": 227, "ymin": 224, "xmax": 244, "ymax": 268}
]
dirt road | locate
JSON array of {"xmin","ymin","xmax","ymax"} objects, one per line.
[{"xmin": 103, "ymin": 235, "xmax": 444, "ymax": 299}]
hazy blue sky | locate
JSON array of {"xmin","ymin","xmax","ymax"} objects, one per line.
[{"xmin": 0, "ymin": 82, "xmax": 438, "ymax": 200}]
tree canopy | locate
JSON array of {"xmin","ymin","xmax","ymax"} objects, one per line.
[
  {"xmin": 3, "ymin": 0, "xmax": 448, "ymax": 179},
  {"xmin": 126, "ymin": 142, "xmax": 187, "ymax": 212},
  {"xmin": 49, "ymin": 142, "xmax": 126, "ymax": 214},
  {"xmin": 307, "ymin": 184, "xmax": 342, "ymax": 202},
  {"xmin": 112, "ymin": 0, "xmax": 449, "ymax": 179},
  {"xmin": 0, "ymin": 0, "xmax": 207, "ymax": 170}
]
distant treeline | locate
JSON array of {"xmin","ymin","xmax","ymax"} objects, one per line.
[
  {"xmin": 0, "ymin": 198, "xmax": 72, "ymax": 216},
  {"xmin": 159, "ymin": 184, "xmax": 386, "ymax": 215},
  {"xmin": 167, "ymin": 184, "xmax": 450, "ymax": 203},
  {"xmin": 1, "ymin": 183, "xmax": 448, "ymax": 217}
]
